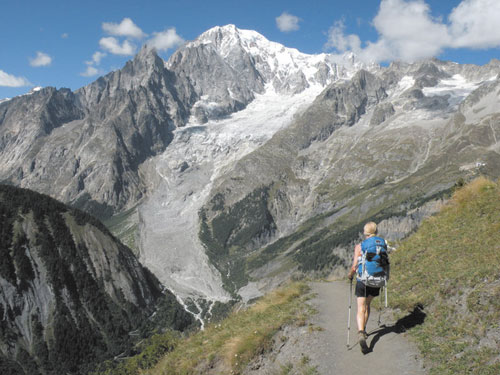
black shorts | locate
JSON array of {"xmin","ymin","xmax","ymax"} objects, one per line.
[{"xmin": 355, "ymin": 280, "xmax": 380, "ymax": 297}]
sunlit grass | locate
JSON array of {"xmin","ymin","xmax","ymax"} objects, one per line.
[
  {"xmin": 150, "ymin": 282, "xmax": 311, "ymax": 375},
  {"xmin": 389, "ymin": 177, "xmax": 500, "ymax": 374}
]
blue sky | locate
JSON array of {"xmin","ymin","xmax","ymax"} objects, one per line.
[{"xmin": 1, "ymin": 0, "xmax": 500, "ymax": 99}]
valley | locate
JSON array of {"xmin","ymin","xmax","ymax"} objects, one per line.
[{"xmin": 1, "ymin": 24, "xmax": 500, "ymax": 374}]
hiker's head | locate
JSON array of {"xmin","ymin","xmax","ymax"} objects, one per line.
[{"xmin": 363, "ymin": 222, "xmax": 377, "ymax": 237}]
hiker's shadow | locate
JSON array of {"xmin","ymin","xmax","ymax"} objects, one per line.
[{"xmin": 366, "ymin": 304, "xmax": 426, "ymax": 353}]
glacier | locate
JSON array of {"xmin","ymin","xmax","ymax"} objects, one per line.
[
  {"xmin": 138, "ymin": 84, "xmax": 327, "ymax": 306},
  {"xmin": 136, "ymin": 25, "xmax": 374, "ymax": 309},
  {"xmin": 136, "ymin": 25, "xmax": 500, "ymax": 313}
]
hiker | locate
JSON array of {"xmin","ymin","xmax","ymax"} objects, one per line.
[{"xmin": 347, "ymin": 221, "xmax": 389, "ymax": 353}]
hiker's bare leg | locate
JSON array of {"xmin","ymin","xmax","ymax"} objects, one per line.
[
  {"xmin": 364, "ymin": 295, "xmax": 374, "ymax": 330},
  {"xmin": 356, "ymin": 297, "xmax": 367, "ymax": 332},
  {"xmin": 357, "ymin": 295, "xmax": 374, "ymax": 332}
]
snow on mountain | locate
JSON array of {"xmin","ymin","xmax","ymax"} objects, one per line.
[
  {"xmin": 138, "ymin": 84, "xmax": 324, "ymax": 307},
  {"xmin": 172, "ymin": 24, "xmax": 371, "ymax": 95},
  {"xmin": 138, "ymin": 27, "xmax": 500, "ymax": 308},
  {"xmin": 0, "ymin": 87, "xmax": 43, "ymax": 104},
  {"xmin": 422, "ymin": 74, "xmax": 494, "ymax": 108},
  {"xmin": 137, "ymin": 25, "xmax": 379, "ymax": 307}
]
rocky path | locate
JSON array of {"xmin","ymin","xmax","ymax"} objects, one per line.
[
  {"xmin": 306, "ymin": 281, "xmax": 426, "ymax": 375},
  {"xmin": 245, "ymin": 281, "xmax": 427, "ymax": 374}
]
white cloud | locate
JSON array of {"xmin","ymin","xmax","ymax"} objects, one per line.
[
  {"xmin": 449, "ymin": 0, "xmax": 500, "ymax": 48},
  {"xmin": 82, "ymin": 51, "xmax": 106, "ymax": 77},
  {"xmin": 325, "ymin": 20, "xmax": 362, "ymax": 53},
  {"xmin": 102, "ymin": 17, "xmax": 146, "ymax": 39},
  {"xmin": 325, "ymin": 0, "xmax": 500, "ymax": 63},
  {"xmin": 80, "ymin": 66, "xmax": 99, "ymax": 77},
  {"xmin": 29, "ymin": 51, "xmax": 52, "ymax": 67},
  {"xmin": 90, "ymin": 51, "xmax": 106, "ymax": 65},
  {"xmin": 147, "ymin": 28, "xmax": 184, "ymax": 51},
  {"xmin": 61, "ymin": 33, "xmax": 69, "ymax": 39},
  {"xmin": 0, "ymin": 70, "xmax": 31, "ymax": 87},
  {"xmin": 276, "ymin": 12, "xmax": 300, "ymax": 32},
  {"xmin": 99, "ymin": 37, "xmax": 136, "ymax": 56},
  {"xmin": 372, "ymin": 0, "xmax": 450, "ymax": 61}
]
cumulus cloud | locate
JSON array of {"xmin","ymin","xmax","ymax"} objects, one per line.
[
  {"xmin": 99, "ymin": 37, "xmax": 136, "ymax": 56},
  {"xmin": 102, "ymin": 17, "xmax": 146, "ymax": 39},
  {"xmin": 80, "ymin": 66, "xmax": 99, "ymax": 77},
  {"xmin": 449, "ymin": 0, "xmax": 500, "ymax": 48},
  {"xmin": 325, "ymin": 20, "xmax": 362, "ymax": 53},
  {"xmin": 276, "ymin": 12, "xmax": 301, "ymax": 32},
  {"xmin": 0, "ymin": 70, "xmax": 31, "ymax": 87},
  {"xmin": 82, "ymin": 51, "xmax": 106, "ymax": 77},
  {"xmin": 29, "ymin": 51, "xmax": 52, "ymax": 67},
  {"xmin": 147, "ymin": 28, "xmax": 184, "ymax": 51},
  {"xmin": 89, "ymin": 51, "xmax": 106, "ymax": 65},
  {"xmin": 325, "ymin": 0, "xmax": 500, "ymax": 63}
]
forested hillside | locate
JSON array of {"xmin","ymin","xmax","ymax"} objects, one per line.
[{"xmin": 0, "ymin": 184, "xmax": 193, "ymax": 375}]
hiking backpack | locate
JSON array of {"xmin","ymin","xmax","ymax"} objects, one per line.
[{"xmin": 357, "ymin": 236, "xmax": 390, "ymax": 288}]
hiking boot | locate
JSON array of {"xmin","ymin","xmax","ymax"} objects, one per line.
[{"xmin": 358, "ymin": 330, "xmax": 369, "ymax": 354}]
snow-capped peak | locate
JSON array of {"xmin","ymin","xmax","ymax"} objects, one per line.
[
  {"xmin": 0, "ymin": 87, "xmax": 43, "ymax": 105},
  {"xmin": 187, "ymin": 24, "xmax": 375, "ymax": 94}
]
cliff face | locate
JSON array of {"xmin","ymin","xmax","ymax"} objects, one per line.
[
  {"xmin": 0, "ymin": 25, "xmax": 359, "ymax": 220},
  {"xmin": 2, "ymin": 25, "xmax": 500, "ymax": 306},
  {"xmin": 0, "ymin": 185, "xmax": 188, "ymax": 375},
  {"xmin": 198, "ymin": 59, "xmax": 500, "ymax": 293},
  {"xmin": 0, "ymin": 48, "xmax": 190, "ymax": 218}
]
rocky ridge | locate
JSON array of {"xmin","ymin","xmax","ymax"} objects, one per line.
[
  {"xmin": 135, "ymin": 26, "xmax": 373, "ymax": 305},
  {"xmin": 2, "ymin": 25, "xmax": 500, "ymax": 309},
  {"xmin": 199, "ymin": 57, "xmax": 500, "ymax": 297},
  {"xmin": 0, "ymin": 185, "xmax": 191, "ymax": 375}
]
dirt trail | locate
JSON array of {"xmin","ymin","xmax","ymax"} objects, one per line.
[
  {"xmin": 245, "ymin": 281, "xmax": 427, "ymax": 374},
  {"xmin": 306, "ymin": 281, "xmax": 426, "ymax": 374}
]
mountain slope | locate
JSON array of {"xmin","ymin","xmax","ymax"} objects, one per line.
[
  {"xmin": 2, "ymin": 25, "xmax": 500, "ymax": 310},
  {"xmin": 0, "ymin": 25, "xmax": 363, "ymax": 220},
  {"xmin": 390, "ymin": 177, "xmax": 500, "ymax": 374},
  {"xmin": 198, "ymin": 58, "xmax": 500, "ymax": 297},
  {"xmin": 135, "ymin": 25, "xmax": 370, "ymax": 304},
  {"xmin": 0, "ymin": 49, "xmax": 185, "ymax": 217},
  {"xmin": 0, "ymin": 185, "xmax": 191, "ymax": 375}
]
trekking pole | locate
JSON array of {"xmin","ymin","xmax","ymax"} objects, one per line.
[
  {"xmin": 385, "ymin": 283, "xmax": 388, "ymax": 308},
  {"xmin": 347, "ymin": 278, "xmax": 352, "ymax": 348},
  {"xmin": 377, "ymin": 287, "xmax": 382, "ymax": 327}
]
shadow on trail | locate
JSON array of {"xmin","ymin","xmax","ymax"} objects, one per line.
[{"xmin": 366, "ymin": 304, "xmax": 426, "ymax": 354}]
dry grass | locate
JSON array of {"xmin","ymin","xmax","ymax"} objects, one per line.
[
  {"xmin": 389, "ymin": 177, "xmax": 500, "ymax": 374},
  {"xmin": 150, "ymin": 282, "xmax": 311, "ymax": 375},
  {"xmin": 451, "ymin": 176, "xmax": 496, "ymax": 205}
]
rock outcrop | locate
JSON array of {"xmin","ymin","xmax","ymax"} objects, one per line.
[{"xmin": 0, "ymin": 185, "xmax": 190, "ymax": 375}]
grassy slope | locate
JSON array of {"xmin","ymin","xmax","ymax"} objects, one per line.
[
  {"xmin": 93, "ymin": 282, "xmax": 313, "ymax": 375},
  {"xmin": 94, "ymin": 178, "xmax": 499, "ymax": 374},
  {"xmin": 389, "ymin": 177, "xmax": 500, "ymax": 374}
]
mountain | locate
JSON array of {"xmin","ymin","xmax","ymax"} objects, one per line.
[
  {"xmin": 0, "ymin": 48, "xmax": 192, "ymax": 218},
  {"xmin": 136, "ymin": 25, "xmax": 370, "ymax": 303},
  {"xmin": 0, "ymin": 25, "xmax": 362, "ymax": 219},
  {"xmin": 166, "ymin": 24, "xmax": 368, "ymax": 122},
  {"xmin": 1, "ymin": 25, "xmax": 500, "ymax": 308},
  {"xmin": 0, "ymin": 184, "xmax": 192, "ymax": 375},
  {"xmin": 199, "ymin": 58, "xmax": 500, "ymax": 296}
]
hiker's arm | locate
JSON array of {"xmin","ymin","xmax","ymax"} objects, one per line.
[{"xmin": 348, "ymin": 244, "xmax": 361, "ymax": 279}]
